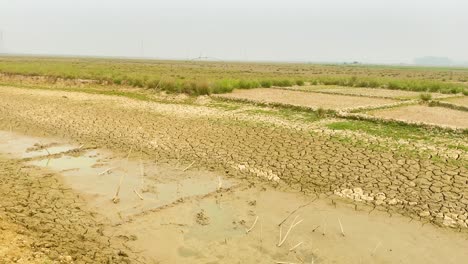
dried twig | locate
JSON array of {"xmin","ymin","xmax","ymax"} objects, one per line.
[
  {"xmin": 275, "ymin": 261, "xmax": 299, "ymax": 264},
  {"xmin": 112, "ymin": 175, "xmax": 123, "ymax": 203},
  {"xmin": 260, "ymin": 221, "xmax": 263, "ymax": 250},
  {"xmin": 134, "ymin": 189, "xmax": 144, "ymax": 200},
  {"xmin": 217, "ymin": 176, "xmax": 222, "ymax": 191},
  {"xmin": 278, "ymin": 198, "xmax": 316, "ymax": 227},
  {"xmin": 289, "ymin": 241, "xmax": 303, "ymax": 252},
  {"xmin": 278, "ymin": 215, "xmax": 303, "ymax": 247},
  {"xmin": 294, "ymin": 255, "xmax": 304, "ymax": 263},
  {"xmin": 338, "ymin": 218, "xmax": 345, "ymax": 236},
  {"xmin": 112, "ymin": 147, "xmax": 133, "ymax": 203},
  {"xmin": 98, "ymin": 167, "xmax": 115, "ymax": 176},
  {"xmin": 183, "ymin": 161, "xmax": 195, "ymax": 172},
  {"xmin": 371, "ymin": 242, "xmax": 382, "ymax": 256},
  {"xmin": 245, "ymin": 216, "xmax": 259, "ymax": 234},
  {"xmin": 139, "ymin": 157, "xmax": 145, "ymax": 187}
]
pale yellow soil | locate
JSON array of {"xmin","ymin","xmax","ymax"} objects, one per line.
[
  {"xmin": 311, "ymin": 87, "xmax": 449, "ymax": 99},
  {"xmin": 216, "ymin": 88, "xmax": 398, "ymax": 110},
  {"xmin": 368, "ymin": 105, "xmax": 468, "ymax": 129},
  {"xmin": 444, "ymin": 96, "xmax": 468, "ymax": 107},
  {"xmin": 0, "ymin": 218, "xmax": 52, "ymax": 264}
]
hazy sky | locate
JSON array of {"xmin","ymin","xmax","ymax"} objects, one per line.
[{"xmin": 0, "ymin": 0, "xmax": 467, "ymax": 63}]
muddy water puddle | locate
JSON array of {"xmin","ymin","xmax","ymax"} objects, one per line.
[
  {"xmin": 0, "ymin": 131, "xmax": 236, "ymax": 221},
  {"xmin": 0, "ymin": 131, "xmax": 78, "ymax": 158},
  {"xmin": 30, "ymin": 151, "xmax": 235, "ymax": 220},
  {"xmin": 1, "ymin": 130, "xmax": 468, "ymax": 264}
]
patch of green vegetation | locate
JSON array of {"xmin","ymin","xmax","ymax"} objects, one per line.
[
  {"xmin": 328, "ymin": 132, "xmax": 465, "ymax": 166},
  {"xmin": 447, "ymin": 144, "xmax": 468, "ymax": 152},
  {"xmin": 309, "ymin": 75, "xmax": 467, "ymax": 94},
  {"xmin": 326, "ymin": 120, "xmax": 464, "ymax": 142},
  {"xmin": 419, "ymin": 93, "xmax": 432, "ymax": 101},
  {"xmin": 1, "ymin": 56, "xmax": 467, "ymax": 95}
]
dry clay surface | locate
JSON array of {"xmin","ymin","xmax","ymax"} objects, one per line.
[
  {"xmin": 216, "ymin": 88, "xmax": 398, "ymax": 110},
  {"xmin": 444, "ymin": 96, "xmax": 468, "ymax": 107},
  {"xmin": 0, "ymin": 86, "xmax": 467, "ymax": 231},
  {"xmin": 0, "ymin": 156, "xmax": 136, "ymax": 264},
  {"xmin": 1, "ymin": 133, "xmax": 468, "ymax": 264},
  {"xmin": 368, "ymin": 105, "xmax": 468, "ymax": 129},
  {"xmin": 310, "ymin": 87, "xmax": 450, "ymax": 99}
]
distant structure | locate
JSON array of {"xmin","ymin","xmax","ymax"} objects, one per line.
[
  {"xmin": 190, "ymin": 54, "xmax": 223, "ymax": 61},
  {"xmin": 343, "ymin": 61, "xmax": 360, "ymax": 65}
]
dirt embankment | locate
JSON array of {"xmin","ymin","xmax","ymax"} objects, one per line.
[{"xmin": 0, "ymin": 86, "xmax": 467, "ymax": 230}]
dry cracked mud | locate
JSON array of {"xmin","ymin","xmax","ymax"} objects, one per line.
[
  {"xmin": 0, "ymin": 85, "xmax": 467, "ymax": 263},
  {"xmin": 0, "ymin": 156, "xmax": 137, "ymax": 263}
]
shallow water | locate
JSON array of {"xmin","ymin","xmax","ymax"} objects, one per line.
[{"xmin": 0, "ymin": 131, "xmax": 77, "ymax": 158}]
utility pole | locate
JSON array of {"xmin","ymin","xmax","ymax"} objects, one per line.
[{"xmin": 0, "ymin": 30, "xmax": 4, "ymax": 54}]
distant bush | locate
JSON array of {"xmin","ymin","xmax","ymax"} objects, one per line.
[
  {"xmin": 145, "ymin": 79, "xmax": 160, "ymax": 89},
  {"xmin": 159, "ymin": 79, "xmax": 178, "ymax": 93},
  {"xmin": 260, "ymin": 80, "xmax": 272, "ymax": 88},
  {"xmin": 129, "ymin": 78, "xmax": 144, "ymax": 88},
  {"xmin": 112, "ymin": 77, "xmax": 123, "ymax": 85},
  {"xmin": 316, "ymin": 107, "xmax": 326, "ymax": 118},
  {"xmin": 238, "ymin": 80, "xmax": 253, "ymax": 89},
  {"xmin": 195, "ymin": 81, "xmax": 211, "ymax": 95},
  {"xmin": 419, "ymin": 93, "xmax": 432, "ymax": 102},
  {"xmin": 272, "ymin": 79, "xmax": 293, "ymax": 87},
  {"xmin": 295, "ymin": 80, "xmax": 305, "ymax": 86},
  {"xmin": 211, "ymin": 80, "xmax": 235, "ymax": 94}
]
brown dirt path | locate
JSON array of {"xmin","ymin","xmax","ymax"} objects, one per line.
[{"xmin": 0, "ymin": 86, "xmax": 467, "ymax": 231}]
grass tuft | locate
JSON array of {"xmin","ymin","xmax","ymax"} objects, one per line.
[{"xmin": 419, "ymin": 93, "xmax": 432, "ymax": 102}]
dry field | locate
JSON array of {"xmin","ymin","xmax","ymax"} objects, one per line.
[
  {"xmin": 443, "ymin": 96, "xmax": 468, "ymax": 107},
  {"xmin": 0, "ymin": 58, "xmax": 467, "ymax": 264},
  {"xmin": 367, "ymin": 105, "xmax": 468, "ymax": 129},
  {"xmin": 215, "ymin": 88, "xmax": 399, "ymax": 111},
  {"xmin": 297, "ymin": 86, "xmax": 452, "ymax": 99}
]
